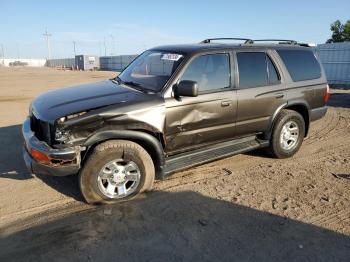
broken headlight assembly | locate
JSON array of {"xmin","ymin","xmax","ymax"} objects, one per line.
[
  {"xmin": 57, "ymin": 111, "xmax": 87, "ymax": 124},
  {"xmin": 55, "ymin": 111, "xmax": 86, "ymax": 143},
  {"xmin": 54, "ymin": 127, "xmax": 70, "ymax": 143}
]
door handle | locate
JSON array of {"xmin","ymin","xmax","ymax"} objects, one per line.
[
  {"xmin": 274, "ymin": 94, "xmax": 284, "ymax": 99},
  {"xmin": 221, "ymin": 101, "xmax": 231, "ymax": 107}
]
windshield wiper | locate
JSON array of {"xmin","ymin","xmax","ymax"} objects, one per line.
[
  {"xmin": 112, "ymin": 77, "xmax": 155, "ymax": 94},
  {"xmin": 123, "ymin": 80, "xmax": 155, "ymax": 94},
  {"xmin": 115, "ymin": 76, "xmax": 123, "ymax": 84}
]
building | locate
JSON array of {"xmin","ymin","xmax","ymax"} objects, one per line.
[{"xmin": 317, "ymin": 42, "xmax": 350, "ymax": 87}]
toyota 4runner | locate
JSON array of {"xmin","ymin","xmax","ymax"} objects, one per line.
[{"xmin": 22, "ymin": 38, "xmax": 329, "ymax": 204}]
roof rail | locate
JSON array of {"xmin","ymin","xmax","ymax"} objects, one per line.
[
  {"xmin": 200, "ymin": 38, "xmax": 253, "ymax": 44},
  {"xmin": 251, "ymin": 39, "xmax": 298, "ymax": 45},
  {"xmin": 200, "ymin": 38, "xmax": 314, "ymax": 47}
]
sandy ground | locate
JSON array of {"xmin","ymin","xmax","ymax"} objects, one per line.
[{"xmin": 0, "ymin": 67, "xmax": 349, "ymax": 261}]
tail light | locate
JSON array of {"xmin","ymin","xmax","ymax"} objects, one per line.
[{"xmin": 324, "ymin": 82, "xmax": 330, "ymax": 103}]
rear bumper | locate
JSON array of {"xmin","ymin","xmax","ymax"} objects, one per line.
[
  {"xmin": 22, "ymin": 117, "xmax": 81, "ymax": 176},
  {"xmin": 310, "ymin": 106, "xmax": 327, "ymax": 122}
]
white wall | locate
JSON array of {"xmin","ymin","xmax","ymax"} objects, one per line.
[{"xmin": 1, "ymin": 58, "xmax": 47, "ymax": 67}]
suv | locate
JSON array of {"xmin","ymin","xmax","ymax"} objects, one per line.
[{"xmin": 22, "ymin": 38, "xmax": 328, "ymax": 204}]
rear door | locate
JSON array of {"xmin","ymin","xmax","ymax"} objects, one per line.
[
  {"xmin": 164, "ymin": 52, "xmax": 237, "ymax": 154},
  {"xmin": 234, "ymin": 49, "xmax": 288, "ymax": 137}
]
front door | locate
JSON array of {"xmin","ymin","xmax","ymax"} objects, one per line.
[{"xmin": 164, "ymin": 52, "xmax": 237, "ymax": 154}]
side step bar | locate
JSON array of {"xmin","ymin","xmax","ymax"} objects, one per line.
[{"xmin": 164, "ymin": 136, "xmax": 269, "ymax": 176}]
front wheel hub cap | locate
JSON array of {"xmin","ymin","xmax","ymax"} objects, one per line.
[{"xmin": 97, "ymin": 159, "xmax": 141, "ymax": 199}]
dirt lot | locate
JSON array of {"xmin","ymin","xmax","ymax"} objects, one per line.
[{"xmin": 0, "ymin": 67, "xmax": 349, "ymax": 261}]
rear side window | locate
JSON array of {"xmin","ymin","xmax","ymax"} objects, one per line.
[
  {"xmin": 277, "ymin": 49, "xmax": 321, "ymax": 81},
  {"xmin": 237, "ymin": 52, "xmax": 267, "ymax": 88}
]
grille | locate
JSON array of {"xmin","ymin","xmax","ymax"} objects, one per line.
[{"xmin": 30, "ymin": 114, "xmax": 52, "ymax": 144}]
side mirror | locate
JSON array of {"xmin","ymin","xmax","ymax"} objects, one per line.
[{"xmin": 175, "ymin": 80, "xmax": 198, "ymax": 97}]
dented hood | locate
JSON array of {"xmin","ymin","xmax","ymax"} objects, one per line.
[{"xmin": 31, "ymin": 80, "xmax": 155, "ymax": 122}]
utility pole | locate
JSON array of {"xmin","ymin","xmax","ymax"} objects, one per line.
[
  {"xmin": 1, "ymin": 44, "xmax": 4, "ymax": 65},
  {"xmin": 43, "ymin": 28, "xmax": 52, "ymax": 60},
  {"xmin": 103, "ymin": 37, "xmax": 107, "ymax": 56},
  {"xmin": 73, "ymin": 41, "xmax": 76, "ymax": 57},
  {"xmin": 16, "ymin": 43, "xmax": 20, "ymax": 59},
  {"xmin": 110, "ymin": 34, "xmax": 115, "ymax": 55}
]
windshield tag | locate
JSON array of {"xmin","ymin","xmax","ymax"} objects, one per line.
[{"xmin": 161, "ymin": 53, "xmax": 183, "ymax": 61}]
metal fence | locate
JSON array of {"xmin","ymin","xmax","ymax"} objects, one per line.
[
  {"xmin": 46, "ymin": 55, "xmax": 138, "ymax": 71},
  {"xmin": 47, "ymin": 58, "xmax": 76, "ymax": 68},
  {"xmin": 317, "ymin": 42, "xmax": 350, "ymax": 86},
  {"xmin": 100, "ymin": 55, "xmax": 138, "ymax": 71}
]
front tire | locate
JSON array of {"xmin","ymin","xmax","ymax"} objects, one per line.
[
  {"xmin": 266, "ymin": 109, "xmax": 305, "ymax": 159},
  {"xmin": 79, "ymin": 140, "xmax": 155, "ymax": 204}
]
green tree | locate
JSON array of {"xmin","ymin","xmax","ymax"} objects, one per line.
[
  {"xmin": 326, "ymin": 19, "xmax": 350, "ymax": 43},
  {"xmin": 343, "ymin": 20, "xmax": 350, "ymax": 41}
]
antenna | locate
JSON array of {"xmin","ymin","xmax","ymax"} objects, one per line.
[{"xmin": 43, "ymin": 28, "xmax": 52, "ymax": 60}]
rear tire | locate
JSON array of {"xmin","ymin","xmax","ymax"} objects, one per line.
[
  {"xmin": 79, "ymin": 140, "xmax": 155, "ymax": 205},
  {"xmin": 266, "ymin": 109, "xmax": 305, "ymax": 159}
]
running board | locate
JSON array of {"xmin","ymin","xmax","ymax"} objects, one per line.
[{"xmin": 164, "ymin": 136, "xmax": 269, "ymax": 176}]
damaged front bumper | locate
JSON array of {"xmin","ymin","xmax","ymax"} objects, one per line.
[{"xmin": 22, "ymin": 117, "xmax": 81, "ymax": 176}]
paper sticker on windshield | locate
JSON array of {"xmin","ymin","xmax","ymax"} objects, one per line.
[{"xmin": 161, "ymin": 53, "xmax": 183, "ymax": 61}]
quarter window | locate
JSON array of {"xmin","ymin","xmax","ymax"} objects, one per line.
[
  {"xmin": 277, "ymin": 49, "xmax": 321, "ymax": 82},
  {"xmin": 267, "ymin": 55, "xmax": 280, "ymax": 85},
  {"xmin": 180, "ymin": 53, "xmax": 230, "ymax": 92}
]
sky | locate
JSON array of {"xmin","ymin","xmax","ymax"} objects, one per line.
[{"xmin": 1, "ymin": 0, "xmax": 349, "ymax": 59}]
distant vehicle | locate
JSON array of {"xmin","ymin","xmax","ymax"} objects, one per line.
[
  {"xmin": 9, "ymin": 61, "xmax": 28, "ymax": 66},
  {"xmin": 22, "ymin": 38, "xmax": 329, "ymax": 204}
]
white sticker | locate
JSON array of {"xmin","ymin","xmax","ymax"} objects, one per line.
[{"xmin": 161, "ymin": 53, "xmax": 183, "ymax": 61}]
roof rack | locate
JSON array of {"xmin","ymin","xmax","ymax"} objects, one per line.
[
  {"xmin": 251, "ymin": 39, "xmax": 298, "ymax": 45},
  {"xmin": 200, "ymin": 38, "xmax": 302, "ymax": 45},
  {"xmin": 200, "ymin": 38, "xmax": 316, "ymax": 48},
  {"xmin": 200, "ymin": 38, "xmax": 253, "ymax": 44}
]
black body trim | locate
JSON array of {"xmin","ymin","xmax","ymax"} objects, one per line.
[
  {"xmin": 84, "ymin": 130, "xmax": 166, "ymax": 179},
  {"xmin": 310, "ymin": 106, "xmax": 328, "ymax": 122}
]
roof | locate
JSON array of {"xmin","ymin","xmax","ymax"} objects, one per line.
[{"xmin": 150, "ymin": 42, "xmax": 311, "ymax": 55}]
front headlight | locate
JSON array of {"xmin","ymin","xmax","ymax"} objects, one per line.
[
  {"xmin": 55, "ymin": 127, "xmax": 70, "ymax": 143},
  {"xmin": 57, "ymin": 111, "xmax": 87, "ymax": 124}
]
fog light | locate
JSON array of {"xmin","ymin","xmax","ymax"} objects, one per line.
[{"xmin": 31, "ymin": 149, "xmax": 51, "ymax": 164}]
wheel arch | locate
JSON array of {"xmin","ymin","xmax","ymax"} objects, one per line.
[
  {"xmin": 82, "ymin": 130, "xmax": 166, "ymax": 180},
  {"xmin": 264, "ymin": 101, "xmax": 310, "ymax": 140}
]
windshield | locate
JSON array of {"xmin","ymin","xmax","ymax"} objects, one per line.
[{"xmin": 117, "ymin": 51, "xmax": 184, "ymax": 92}]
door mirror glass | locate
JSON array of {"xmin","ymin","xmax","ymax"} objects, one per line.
[{"xmin": 176, "ymin": 80, "xmax": 198, "ymax": 97}]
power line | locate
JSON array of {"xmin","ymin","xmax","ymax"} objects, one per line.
[{"xmin": 43, "ymin": 28, "xmax": 52, "ymax": 60}]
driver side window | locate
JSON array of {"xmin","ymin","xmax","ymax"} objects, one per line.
[{"xmin": 180, "ymin": 53, "xmax": 230, "ymax": 93}]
